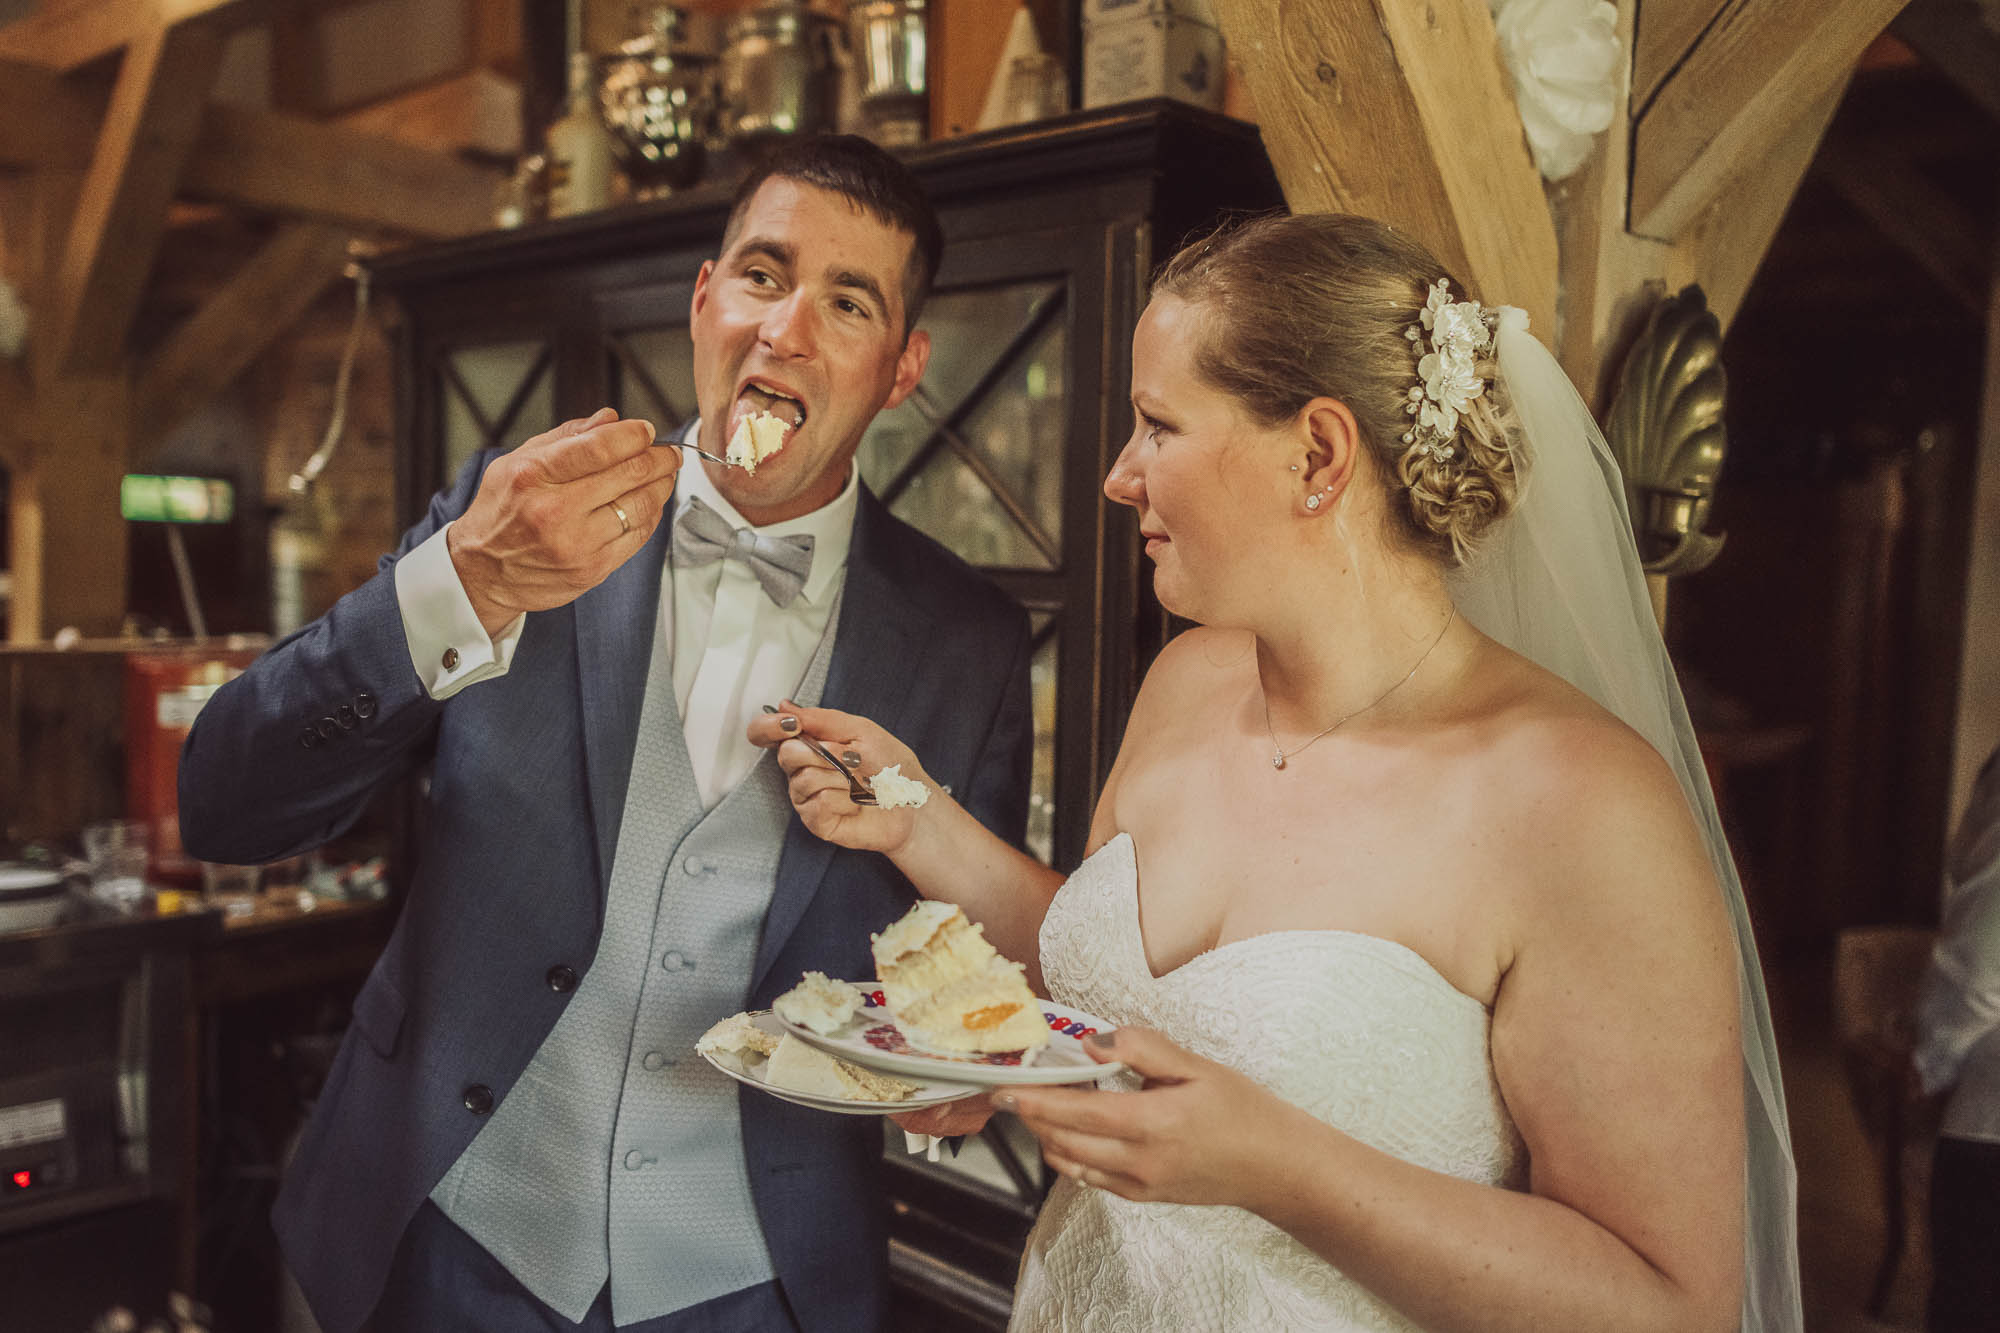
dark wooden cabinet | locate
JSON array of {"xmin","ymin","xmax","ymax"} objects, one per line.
[{"xmin": 371, "ymin": 102, "xmax": 1280, "ymax": 872}]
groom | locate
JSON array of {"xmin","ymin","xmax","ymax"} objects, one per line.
[{"xmin": 179, "ymin": 136, "xmax": 1032, "ymax": 1333}]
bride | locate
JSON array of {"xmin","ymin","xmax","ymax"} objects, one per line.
[{"xmin": 752, "ymin": 214, "xmax": 1799, "ymax": 1331}]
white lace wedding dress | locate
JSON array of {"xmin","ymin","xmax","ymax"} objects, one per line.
[{"xmin": 1010, "ymin": 833, "xmax": 1528, "ymax": 1331}]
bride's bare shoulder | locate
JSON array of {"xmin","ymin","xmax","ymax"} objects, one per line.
[{"xmin": 1471, "ymin": 651, "xmax": 1718, "ymax": 919}]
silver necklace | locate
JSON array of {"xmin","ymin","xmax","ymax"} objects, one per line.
[{"xmin": 1262, "ymin": 604, "xmax": 1457, "ymax": 770}]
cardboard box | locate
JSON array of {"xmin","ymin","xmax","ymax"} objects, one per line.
[{"xmin": 1082, "ymin": 0, "xmax": 1226, "ymax": 113}]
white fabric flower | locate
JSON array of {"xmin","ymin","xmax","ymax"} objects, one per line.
[
  {"xmin": 1489, "ymin": 0, "xmax": 1622, "ymax": 182},
  {"xmin": 1430, "ymin": 301, "xmax": 1491, "ymax": 357},
  {"xmin": 1418, "ymin": 349, "xmax": 1483, "ymax": 436}
]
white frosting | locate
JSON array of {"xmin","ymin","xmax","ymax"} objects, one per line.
[
  {"xmin": 726, "ymin": 410, "xmax": 789, "ymax": 473},
  {"xmin": 773, "ymin": 971, "xmax": 863, "ymax": 1035},
  {"xmin": 868, "ymin": 764, "xmax": 930, "ymax": 809},
  {"xmin": 695, "ymin": 1011, "xmax": 777, "ymax": 1059}
]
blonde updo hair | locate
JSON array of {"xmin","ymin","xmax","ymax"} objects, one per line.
[{"xmin": 1152, "ymin": 213, "xmax": 1521, "ymax": 565}]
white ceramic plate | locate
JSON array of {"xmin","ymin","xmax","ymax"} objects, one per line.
[
  {"xmin": 775, "ymin": 984, "xmax": 1123, "ymax": 1087},
  {"xmin": 698, "ymin": 1011, "xmax": 981, "ymax": 1116}
]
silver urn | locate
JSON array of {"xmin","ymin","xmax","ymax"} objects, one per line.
[
  {"xmin": 598, "ymin": 6, "xmax": 718, "ymax": 199},
  {"xmin": 719, "ymin": 0, "xmax": 844, "ymax": 147},
  {"xmin": 847, "ymin": 0, "xmax": 926, "ymax": 146}
]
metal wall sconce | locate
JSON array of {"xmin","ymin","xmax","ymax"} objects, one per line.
[{"xmin": 1604, "ymin": 284, "xmax": 1729, "ymax": 580}]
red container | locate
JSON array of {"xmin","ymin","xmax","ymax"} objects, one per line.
[{"xmin": 124, "ymin": 647, "xmax": 260, "ymax": 886}]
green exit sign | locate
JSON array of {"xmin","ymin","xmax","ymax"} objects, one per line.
[{"xmin": 120, "ymin": 475, "xmax": 235, "ymax": 524}]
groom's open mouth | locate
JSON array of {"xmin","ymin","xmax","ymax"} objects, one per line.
[{"xmin": 726, "ymin": 379, "xmax": 809, "ymax": 472}]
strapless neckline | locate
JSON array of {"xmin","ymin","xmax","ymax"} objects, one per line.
[{"xmin": 1097, "ymin": 831, "xmax": 1490, "ymax": 1012}]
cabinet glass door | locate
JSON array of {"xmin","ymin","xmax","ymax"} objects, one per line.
[{"xmin": 436, "ymin": 339, "xmax": 554, "ymax": 478}]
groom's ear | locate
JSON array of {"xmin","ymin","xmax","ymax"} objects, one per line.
[{"xmin": 1299, "ymin": 398, "xmax": 1362, "ymax": 504}]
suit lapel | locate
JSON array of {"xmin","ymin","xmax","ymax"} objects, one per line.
[
  {"xmin": 755, "ymin": 487, "xmax": 934, "ymax": 988},
  {"xmin": 575, "ymin": 492, "xmax": 675, "ymax": 900}
]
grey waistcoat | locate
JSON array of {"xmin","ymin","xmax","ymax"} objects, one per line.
[{"xmin": 431, "ymin": 586, "xmax": 843, "ymax": 1324}]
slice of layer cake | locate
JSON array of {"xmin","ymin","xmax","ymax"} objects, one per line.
[
  {"xmin": 764, "ymin": 1033, "xmax": 918, "ymax": 1102},
  {"xmin": 872, "ymin": 901, "xmax": 1049, "ymax": 1055},
  {"xmin": 696, "ymin": 1011, "xmax": 779, "ymax": 1061},
  {"xmin": 773, "ymin": 971, "xmax": 863, "ymax": 1035}
]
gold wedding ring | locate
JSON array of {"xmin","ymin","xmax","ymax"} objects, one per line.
[{"xmin": 610, "ymin": 501, "xmax": 631, "ymax": 537}]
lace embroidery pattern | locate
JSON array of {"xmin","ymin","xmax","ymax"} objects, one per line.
[{"xmin": 1010, "ymin": 834, "xmax": 1527, "ymax": 1332}]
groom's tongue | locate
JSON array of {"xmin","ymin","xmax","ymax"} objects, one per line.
[{"xmin": 733, "ymin": 384, "xmax": 804, "ymax": 437}]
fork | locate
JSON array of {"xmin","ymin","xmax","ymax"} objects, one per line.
[
  {"xmin": 676, "ymin": 440, "xmax": 741, "ymax": 469},
  {"xmin": 762, "ymin": 704, "xmax": 879, "ymax": 806}
]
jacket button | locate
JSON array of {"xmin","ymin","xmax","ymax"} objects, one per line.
[
  {"xmin": 462, "ymin": 1084, "xmax": 494, "ymax": 1115},
  {"xmin": 441, "ymin": 647, "xmax": 460, "ymax": 671},
  {"xmin": 546, "ymin": 964, "xmax": 577, "ymax": 993},
  {"xmin": 336, "ymin": 704, "xmax": 358, "ymax": 729},
  {"xmin": 354, "ymin": 692, "xmax": 377, "ymax": 719},
  {"xmin": 300, "ymin": 727, "xmax": 320, "ymax": 750},
  {"xmin": 317, "ymin": 717, "xmax": 340, "ymax": 740}
]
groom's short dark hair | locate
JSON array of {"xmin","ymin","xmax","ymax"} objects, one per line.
[{"xmin": 719, "ymin": 134, "xmax": 943, "ymax": 337}]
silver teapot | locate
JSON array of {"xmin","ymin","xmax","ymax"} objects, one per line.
[
  {"xmin": 719, "ymin": 0, "xmax": 843, "ymax": 147},
  {"xmin": 598, "ymin": 6, "xmax": 718, "ymax": 198}
]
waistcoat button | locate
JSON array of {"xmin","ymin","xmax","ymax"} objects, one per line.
[
  {"xmin": 462, "ymin": 1084, "xmax": 494, "ymax": 1115},
  {"xmin": 545, "ymin": 964, "xmax": 577, "ymax": 992}
]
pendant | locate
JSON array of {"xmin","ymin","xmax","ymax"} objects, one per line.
[{"xmin": 1272, "ymin": 752, "xmax": 1286, "ymax": 770}]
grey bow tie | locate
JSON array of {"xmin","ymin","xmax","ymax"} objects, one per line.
[{"xmin": 671, "ymin": 494, "xmax": 815, "ymax": 607}]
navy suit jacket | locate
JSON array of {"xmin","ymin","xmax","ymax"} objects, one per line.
[{"xmin": 179, "ymin": 449, "xmax": 1034, "ymax": 1333}]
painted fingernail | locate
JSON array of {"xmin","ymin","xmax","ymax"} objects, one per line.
[
  {"xmin": 1089, "ymin": 1032, "xmax": 1118, "ymax": 1048},
  {"xmin": 779, "ymin": 716, "xmax": 799, "ymax": 734},
  {"xmin": 843, "ymin": 750, "xmax": 863, "ymax": 767},
  {"xmin": 992, "ymin": 1092, "xmax": 1018, "ymax": 1111},
  {"xmin": 761, "ymin": 704, "xmax": 779, "ymax": 714}
]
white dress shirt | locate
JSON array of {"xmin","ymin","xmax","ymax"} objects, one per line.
[
  {"xmin": 1916, "ymin": 750, "xmax": 2000, "ymax": 1143},
  {"xmin": 393, "ymin": 429, "xmax": 858, "ymax": 810}
]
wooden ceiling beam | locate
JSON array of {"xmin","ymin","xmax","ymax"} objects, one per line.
[
  {"xmin": 180, "ymin": 102, "xmax": 501, "ymax": 236},
  {"xmin": 1632, "ymin": 0, "xmax": 1732, "ymax": 111},
  {"xmin": 0, "ymin": 57, "xmax": 99, "ymax": 169},
  {"xmin": 1815, "ymin": 134, "xmax": 1990, "ymax": 316},
  {"xmin": 1211, "ymin": 0, "xmax": 1560, "ymax": 339},
  {"xmin": 0, "ymin": 79, "xmax": 503, "ymax": 237},
  {"xmin": 1629, "ymin": 0, "xmax": 1911, "ymax": 240},
  {"xmin": 337, "ymin": 66, "xmax": 522, "ymax": 158},
  {"xmin": 0, "ymin": 0, "xmax": 262, "ymax": 73},
  {"xmin": 47, "ymin": 14, "xmax": 226, "ymax": 376},
  {"xmin": 134, "ymin": 220, "xmax": 353, "ymax": 443},
  {"xmin": 1668, "ymin": 78, "xmax": 1848, "ymax": 331},
  {"xmin": 1891, "ymin": 0, "xmax": 2000, "ymax": 123}
]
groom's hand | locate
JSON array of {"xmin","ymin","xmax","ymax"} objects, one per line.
[{"xmin": 448, "ymin": 407, "xmax": 679, "ymax": 636}]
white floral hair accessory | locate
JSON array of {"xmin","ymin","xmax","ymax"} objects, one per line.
[{"xmin": 1400, "ymin": 278, "xmax": 1496, "ymax": 465}]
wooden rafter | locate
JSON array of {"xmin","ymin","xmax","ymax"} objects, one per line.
[
  {"xmin": 0, "ymin": 85, "xmax": 504, "ymax": 237},
  {"xmin": 1632, "ymin": 0, "xmax": 1732, "ymax": 111},
  {"xmin": 0, "ymin": 0, "xmax": 262, "ymax": 72},
  {"xmin": 47, "ymin": 14, "xmax": 226, "ymax": 376},
  {"xmin": 180, "ymin": 103, "xmax": 501, "ymax": 237},
  {"xmin": 1211, "ymin": 0, "xmax": 1560, "ymax": 338},
  {"xmin": 134, "ymin": 221, "xmax": 354, "ymax": 441},
  {"xmin": 337, "ymin": 67, "xmax": 522, "ymax": 158},
  {"xmin": 1892, "ymin": 0, "xmax": 2000, "ymax": 123},
  {"xmin": 1670, "ymin": 79, "xmax": 1848, "ymax": 330},
  {"xmin": 1629, "ymin": 0, "xmax": 1911, "ymax": 240},
  {"xmin": 1815, "ymin": 134, "xmax": 1990, "ymax": 315}
]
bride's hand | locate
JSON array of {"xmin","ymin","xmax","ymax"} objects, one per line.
[
  {"xmin": 746, "ymin": 701, "xmax": 933, "ymax": 856},
  {"xmin": 995, "ymin": 1029, "xmax": 1296, "ymax": 1210}
]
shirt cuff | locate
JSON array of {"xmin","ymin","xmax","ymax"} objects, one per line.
[{"xmin": 392, "ymin": 522, "xmax": 526, "ymax": 700}]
